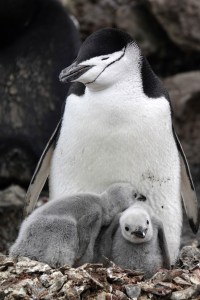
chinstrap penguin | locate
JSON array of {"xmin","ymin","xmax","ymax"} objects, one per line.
[
  {"xmin": 95, "ymin": 202, "xmax": 171, "ymax": 278},
  {"xmin": 10, "ymin": 183, "xmax": 138, "ymax": 267},
  {"xmin": 24, "ymin": 28, "xmax": 199, "ymax": 264}
]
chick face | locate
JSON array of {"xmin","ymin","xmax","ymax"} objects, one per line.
[{"xmin": 120, "ymin": 205, "xmax": 153, "ymax": 244}]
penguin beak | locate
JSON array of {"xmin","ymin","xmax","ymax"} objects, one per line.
[
  {"xmin": 59, "ymin": 61, "xmax": 94, "ymax": 83},
  {"xmin": 132, "ymin": 226, "xmax": 147, "ymax": 239}
]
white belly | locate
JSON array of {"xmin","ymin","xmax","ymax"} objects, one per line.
[{"xmin": 50, "ymin": 92, "xmax": 182, "ymax": 263}]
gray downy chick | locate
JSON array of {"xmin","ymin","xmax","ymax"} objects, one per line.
[
  {"xmin": 10, "ymin": 182, "xmax": 138, "ymax": 267},
  {"xmin": 95, "ymin": 202, "xmax": 170, "ymax": 278}
]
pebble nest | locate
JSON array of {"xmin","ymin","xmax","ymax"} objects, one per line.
[{"xmin": 1, "ymin": 246, "xmax": 200, "ymax": 300}]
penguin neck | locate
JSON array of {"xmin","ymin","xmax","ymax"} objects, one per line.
[{"xmin": 84, "ymin": 69, "xmax": 143, "ymax": 100}]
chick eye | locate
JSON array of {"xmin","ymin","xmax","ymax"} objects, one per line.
[
  {"xmin": 147, "ymin": 220, "xmax": 149, "ymax": 225},
  {"xmin": 133, "ymin": 193, "xmax": 137, "ymax": 198},
  {"xmin": 125, "ymin": 226, "xmax": 129, "ymax": 231},
  {"xmin": 101, "ymin": 57, "xmax": 109, "ymax": 61}
]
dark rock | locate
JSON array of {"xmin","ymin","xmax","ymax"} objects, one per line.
[
  {"xmin": 0, "ymin": 185, "xmax": 48, "ymax": 254},
  {"xmin": 147, "ymin": 0, "xmax": 200, "ymax": 52},
  {"xmin": 0, "ymin": 0, "xmax": 80, "ymax": 188},
  {"xmin": 0, "ymin": 186, "xmax": 25, "ymax": 254}
]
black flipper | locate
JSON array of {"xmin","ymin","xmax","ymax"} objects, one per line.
[
  {"xmin": 24, "ymin": 120, "xmax": 62, "ymax": 217},
  {"xmin": 173, "ymin": 127, "xmax": 200, "ymax": 233}
]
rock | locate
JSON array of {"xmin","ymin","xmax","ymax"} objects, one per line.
[
  {"xmin": 0, "ymin": 185, "xmax": 25, "ymax": 206},
  {"xmin": 176, "ymin": 246, "xmax": 200, "ymax": 270},
  {"xmin": 0, "ymin": 185, "xmax": 25, "ymax": 254},
  {"xmin": 65, "ymin": 0, "xmax": 116, "ymax": 40},
  {"xmin": 171, "ymin": 285, "xmax": 200, "ymax": 300},
  {"xmin": 40, "ymin": 274, "xmax": 51, "ymax": 288},
  {"xmin": 66, "ymin": 0, "xmax": 167, "ymax": 56},
  {"xmin": 147, "ymin": 0, "xmax": 200, "ymax": 52},
  {"xmin": 0, "ymin": 0, "xmax": 80, "ymax": 187},
  {"xmin": 97, "ymin": 292, "xmax": 117, "ymax": 300},
  {"xmin": 48, "ymin": 271, "xmax": 67, "ymax": 292},
  {"xmin": 125, "ymin": 284, "xmax": 141, "ymax": 298},
  {"xmin": 0, "ymin": 185, "xmax": 49, "ymax": 254},
  {"xmin": 115, "ymin": 290, "xmax": 129, "ymax": 300},
  {"xmin": 115, "ymin": 1, "xmax": 166, "ymax": 56},
  {"xmin": 0, "ymin": 251, "xmax": 200, "ymax": 299},
  {"xmin": 16, "ymin": 257, "xmax": 52, "ymax": 274}
]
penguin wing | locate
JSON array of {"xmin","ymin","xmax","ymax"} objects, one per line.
[
  {"xmin": 77, "ymin": 210, "xmax": 103, "ymax": 259},
  {"xmin": 173, "ymin": 128, "xmax": 200, "ymax": 233},
  {"xmin": 97, "ymin": 214, "xmax": 121, "ymax": 263},
  {"xmin": 155, "ymin": 218, "xmax": 171, "ymax": 269},
  {"xmin": 24, "ymin": 120, "xmax": 62, "ymax": 217}
]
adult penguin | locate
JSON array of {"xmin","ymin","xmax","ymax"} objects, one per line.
[{"xmin": 25, "ymin": 28, "xmax": 199, "ymax": 263}]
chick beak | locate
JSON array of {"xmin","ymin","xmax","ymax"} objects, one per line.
[
  {"xmin": 59, "ymin": 61, "xmax": 94, "ymax": 83},
  {"xmin": 132, "ymin": 226, "xmax": 147, "ymax": 239}
]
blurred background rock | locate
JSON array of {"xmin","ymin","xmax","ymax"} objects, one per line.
[
  {"xmin": 0, "ymin": 0, "xmax": 80, "ymax": 188},
  {"xmin": 0, "ymin": 0, "xmax": 199, "ymax": 253}
]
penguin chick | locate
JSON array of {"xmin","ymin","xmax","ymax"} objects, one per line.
[
  {"xmin": 95, "ymin": 202, "xmax": 170, "ymax": 279},
  {"xmin": 10, "ymin": 182, "xmax": 138, "ymax": 267},
  {"xmin": 120, "ymin": 204, "xmax": 153, "ymax": 244}
]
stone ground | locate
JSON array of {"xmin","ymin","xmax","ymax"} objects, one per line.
[{"xmin": 1, "ymin": 246, "xmax": 200, "ymax": 299}]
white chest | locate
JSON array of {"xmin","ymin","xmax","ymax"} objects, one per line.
[{"xmin": 50, "ymin": 90, "xmax": 179, "ymax": 200}]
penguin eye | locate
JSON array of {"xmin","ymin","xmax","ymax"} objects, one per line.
[
  {"xmin": 101, "ymin": 57, "xmax": 109, "ymax": 61},
  {"xmin": 125, "ymin": 226, "xmax": 129, "ymax": 231},
  {"xmin": 133, "ymin": 193, "xmax": 137, "ymax": 198},
  {"xmin": 147, "ymin": 220, "xmax": 149, "ymax": 225}
]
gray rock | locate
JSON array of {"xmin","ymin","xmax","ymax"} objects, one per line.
[
  {"xmin": 48, "ymin": 271, "xmax": 67, "ymax": 292},
  {"xmin": 176, "ymin": 246, "xmax": 200, "ymax": 269},
  {"xmin": 147, "ymin": 0, "xmax": 200, "ymax": 51},
  {"xmin": 115, "ymin": 290, "xmax": 129, "ymax": 300},
  {"xmin": 125, "ymin": 284, "xmax": 141, "ymax": 298},
  {"xmin": 66, "ymin": 0, "xmax": 166, "ymax": 56},
  {"xmin": 16, "ymin": 257, "xmax": 52, "ymax": 274},
  {"xmin": 40, "ymin": 274, "xmax": 51, "ymax": 288},
  {"xmin": 171, "ymin": 285, "xmax": 200, "ymax": 300}
]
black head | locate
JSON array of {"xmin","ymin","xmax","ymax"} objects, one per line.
[
  {"xmin": 60, "ymin": 28, "xmax": 170, "ymax": 103},
  {"xmin": 76, "ymin": 28, "xmax": 133, "ymax": 63},
  {"xmin": 59, "ymin": 28, "xmax": 136, "ymax": 86}
]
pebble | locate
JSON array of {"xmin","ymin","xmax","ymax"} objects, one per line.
[{"xmin": 125, "ymin": 284, "xmax": 141, "ymax": 298}]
